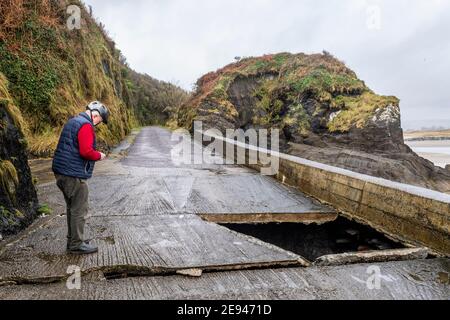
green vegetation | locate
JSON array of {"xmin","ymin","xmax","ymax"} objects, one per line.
[
  {"xmin": 0, "ymin": 74, "xmax": 27, "ymax": 133},
  {"xmin": 284, "ymin": 103, "xmax": 311, "ymax": 135},
  {"xmin": 328, "ymin": 92, "xmax": 399, "ymax": 132},
  {"xmin": 0, "ymin": 31, "xmax": 59, "ymax": 125},
  {"xmin": 245, "ymin": 53, "xmax": 288, "ymax": 73},
  {"xmin": 211, "ymin": 75, "xmax": 233, "ymax": 101},
  {"xmin": 253, "ymin": 79, "xmax": 283, "ymax": 126},
  {"xmin": 0, "ymin": 0, "xmax": 128, "ymax": 155},
  {"xmin": 0, "ymin": 206, "xmax": 23, "ymax": 227},
  {"xmin": 289, "ymin": 68, "xmax": 365, "ymax": 99},
  {"xmin": 178, "ymin": 52, "xmax": 399, "ymax": 135},
  {"xmin": 37, "ymin": 203, "xmax": 52, "ymax": 216},
  {"xmin": 123, "ymin": 69, "xmax": 189, "ymax": 127}
]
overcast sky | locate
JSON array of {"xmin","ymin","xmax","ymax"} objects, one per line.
[{"xmin": 82, "ymin": 0, "xmax": 450, "ymax": 130}]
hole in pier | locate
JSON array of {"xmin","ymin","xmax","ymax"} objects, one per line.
[{"xmin": 222, "ymin": 216, "xmax": 405, "ymax": 261}]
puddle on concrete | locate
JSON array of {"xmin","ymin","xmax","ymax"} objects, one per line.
[{"xmin": 222, "ymin": 217, "xmax": 405, "ymax": 262}]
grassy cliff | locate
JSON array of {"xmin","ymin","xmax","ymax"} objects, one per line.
[
  {"xmin": 176, "ymin": 52, "xmax": 399, "ymax": 138},
  {"xmin": 0, "ymin": 0, "xmax": 187, "ymax": 156},
  {"xmin": 0, "ymin": 0, "xmax": 187, "ymax": 235}
]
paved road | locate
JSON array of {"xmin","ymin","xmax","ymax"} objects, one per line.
[{"xmin": 0, "ymin": 127, "xmax": 448, "ymax": 299}]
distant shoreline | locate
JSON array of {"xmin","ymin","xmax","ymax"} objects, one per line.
[
  {"xmin": 404, "ymin": 129, "xmax": 450, "ymax": 142},
  {"xmin": 406, "ymin": 139, "xmax": 450, "ymax": 169},
  {"xmin": 405, "ymin": 137, "xmax": 450, "ymax": 142}
]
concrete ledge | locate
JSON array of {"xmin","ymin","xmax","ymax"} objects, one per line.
[
  {"xmin": 200, "ymin": 131, "xmax": 450, "ymax": 256},
  {"xmin": 198, "ymin": 212, "xmax": 338, "ymax": 224}
]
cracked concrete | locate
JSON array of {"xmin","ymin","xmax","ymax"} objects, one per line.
[
  {"xmin": 0, "ymin": 127, "xmax": 326, "ymax": 285},
  {"xmin": 0, "ymin": 259, "xmax": 448, "ymax": 300}
]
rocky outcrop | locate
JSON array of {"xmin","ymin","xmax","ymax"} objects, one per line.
[{"xmin": 176, "ymin": 52, "xmax": 450, "ymax": 193}]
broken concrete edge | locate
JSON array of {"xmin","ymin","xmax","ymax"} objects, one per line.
[
  {"xmin": 313, "ymin": 247, "xmax": 430, "ymax": 267},
  {"xmin": 176, "ymin": 269, "xmax": 203, "ymax": 277},
  {"xmin": 338, "ymin": 209, "xmax": 449, "ymax": 258},
  {"xmin": 2, "ymin": 259, "xmax": 449, "ymax": 300},
  {"xmin": 337, "ymin": 211, "xmax": 441, "ymax": 256},
  {"xmin": 198, "ymin": 212, "xmax": 338, "ymax": 225},
  {"xmin": 281, "ymin": 174, "xmax": 449, "ymax": 257},
  {"xmin": 0, "ymin": 260, "xmax": 308, "ymax": 287},
  {"xmin": 199, "ymin": 131, "xmax": 450, "ymax": 257}
]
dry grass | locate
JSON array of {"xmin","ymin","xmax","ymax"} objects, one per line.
[
  {"xmin": 0, "ymin": 160, "xmax": 19, "ymax": 201},
  {"xmin": 27, "ymin": 131, "xmax": 60, "ymax": 157},
  {"xmin": 0, "ymin": 0, "xmax": 58, "ymax": 45}
]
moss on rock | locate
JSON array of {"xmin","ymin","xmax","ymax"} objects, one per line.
[{"xmin": 176, "ymin": 52, "xmax": 399, "ymax": 138}]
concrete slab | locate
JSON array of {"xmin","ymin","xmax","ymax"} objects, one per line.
[
  {"xmin": 188, "ymin": 175, "xmax": 335, "ymax": 222},
  {"xmin": 0, "ymin": 214, "xmax": 306, "ymax": 283},
  {"xmin": 0, "ymin": 259, "xmax": 448, "ymax": 300},
  {"xmin": 38, "ymin": 172, "xmax": 335, "ymax": 220}
]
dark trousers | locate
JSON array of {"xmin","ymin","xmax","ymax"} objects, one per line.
[{"xmin": 55, "ymin": 174, "xmax": 89, "ymax": 249}]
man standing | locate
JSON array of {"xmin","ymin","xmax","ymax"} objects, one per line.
[{"xmin": 52, "ymin": 101, "xmax": 109, "ymax": 255}]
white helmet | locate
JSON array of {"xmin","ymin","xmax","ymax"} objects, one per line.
[{"xmin": 86, "ymin": 101, "xmax": 109, "ymax": 124}]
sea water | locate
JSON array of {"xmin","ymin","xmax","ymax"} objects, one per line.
[{"xmin": 406, "ymin": 140, "xmax": 450, "ymax": 168}]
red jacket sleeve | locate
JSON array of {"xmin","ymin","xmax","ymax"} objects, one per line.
[{"xmin": 78, "ymin": 124, "xmax": 102, "ymax": 161}]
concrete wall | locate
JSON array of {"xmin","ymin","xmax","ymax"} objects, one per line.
[{"xmin": 200, "ymin": 131, "xmax": 450, "ymax": 256}]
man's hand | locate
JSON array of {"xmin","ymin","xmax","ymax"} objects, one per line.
[{"xmin": 100, "ymin": 152, "xmax": 107, "ymax": 161}]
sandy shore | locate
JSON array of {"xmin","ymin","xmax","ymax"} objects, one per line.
[
  {"xmin": 404, "ymin": 129, "xmax": 450, "ymax": 140},
  {"xmin": 406, "ymin": 140, "xmax": 450, "ymax": 168}
]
